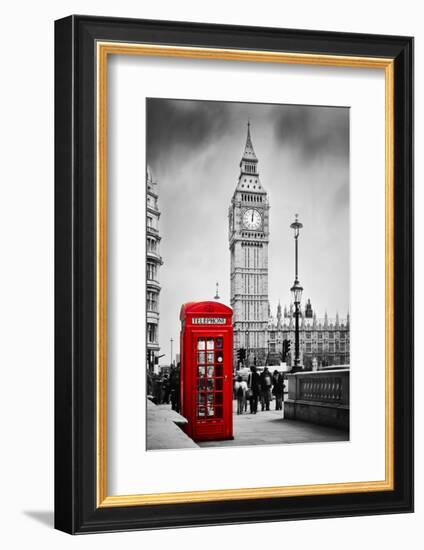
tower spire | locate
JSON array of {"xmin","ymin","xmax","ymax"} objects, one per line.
[
  {"xmin": 234, "ymin": 121, "xmax": 265, "ymax": 193},
  {"xmin": 277, "ymin": 301, "xmax": 282, "ymax": 327},
  {"xmin": 241, "ymin": 120, "xmax": 257, "ymax": 162}
]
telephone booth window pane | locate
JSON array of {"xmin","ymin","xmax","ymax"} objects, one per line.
[
  {"xmin": 216, "ymin": 337, "xmax": 223, "ymax": 349},
  {"xmin": 197, "ymin": 407, "xmax": 205, "ymax": 417},
  {"xmin": 215, "ymin": 365, "xmax": 223, "ymax": 377},
  {"xmin": 215, "ymin": 393, "xmax": 223, "ymax": 405},
  {"xmin": 197, "ymin": 338, "xmax": 206, "ymax": 350},
  {"xmin": 207, "ymin": 366, "xmax": 214, "ymax": 378},
  {"xmin": 216, "ymin": 351, "xmax": 223, "ymax": 363},
  {"xmin": 198, "ymin": 366, "xmax": 205, "ymax": 377},
  {"xmin": 197, "ymin": 378, "xmax": 205, "ymax": 390},
  {"xmin": 207, "ymin": 394, "xmax": 214, "ymax": 416},
  {"xmin": 197, "ymin": 352, "xmax": 205, "ymax": 364},
  {"xmin": 206, "ymin": 352, "xmax": 214, "ymax": 364},
  {"xmin": 214, "ymin": 406, "xmax": 223, "ymax": 418},
  {"xmin": 206, "ymin": 379, "xmax": 214, "ymax": 391},
  {"xmin": 197, "ymin": 393, "xmax": 205, "ymax": 406},
  {"xmin": 206, "ymin": 338, "xmax": 214, "ymax": 350},
  {"xmin": 215, "ymin": 378, "xmax": 223, "ymax": 390}
]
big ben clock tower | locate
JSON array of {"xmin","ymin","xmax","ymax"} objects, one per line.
[{"xmin": 229, "ymin": 122, "xmax": 270, "ymax": 367}]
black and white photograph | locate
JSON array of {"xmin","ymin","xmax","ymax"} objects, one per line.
[
  {"xmin": 146, "ymin": 98, "xmax": 350, "ymax": 451},
  {"xmin": 0, "ymin": 1, "xmax": 416, "ymax": 542}
]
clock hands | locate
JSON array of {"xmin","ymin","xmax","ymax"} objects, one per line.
[{"xmin": 243, "ymin": 209, "xmax": 261, "ymax": 229}]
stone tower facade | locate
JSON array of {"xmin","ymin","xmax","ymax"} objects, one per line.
[
  {"xmin": 229, "ymin": 123, "xmax": 270, "ymax": 367},
  {"xmin": 146, "ymin": 165, "xmax": 163, "ymax": 374}
]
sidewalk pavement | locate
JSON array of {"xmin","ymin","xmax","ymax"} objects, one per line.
[
  {"xmin": 198, "ymin": 400, "xmax": 348, "ymax": 448},
  {"xmin": 147, "ymin": 399, "xmax": 198, "ymax": 450},
  {"xmin": 147, "ymin": 399, "xmax": 348, "ymax": 451}
]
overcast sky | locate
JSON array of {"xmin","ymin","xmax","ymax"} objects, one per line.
[{"xmin": 146, "ymin": 99, "xmax": 349, "ymax": 363}]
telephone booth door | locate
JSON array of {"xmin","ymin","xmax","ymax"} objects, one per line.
[
  {"xmin": 194, "ymin": 334, "xmax": 226, "ymax": 431},
  {"xmin": 180, "ymin": 301, "xmax": 233, "ymax": 442}
]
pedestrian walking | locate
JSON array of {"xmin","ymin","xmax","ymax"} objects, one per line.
[
  {"xmin": 161, "ymin": 374, "xmax": 170, "ymax": 404},
  {"xmin": 169, "ymin": 366, "xmax": 180, "ymax": 412},
  {"xmin": 272, "ymin": 370, "xmax": 285, "ymax": 410},
  {"xmin": 260, "ymin": 366, "xmax": 273, "ymax": 411},
  {"xmin": 247, "ymin": 366, "xmax": 261, "ymax": 414},
  {"xmin": 234, "ymin": 375, "xmax": 248, "ymax": 415},
  {"xmin": 152, "ymin": 373, "xmax": 162, "ymax": 404},
  {"xmin": 281, "ymin": 373, "xmax": 287, "ymax": 408}
]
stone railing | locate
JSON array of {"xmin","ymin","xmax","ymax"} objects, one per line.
[
  {"xmin": 284, "ymin": 368, "xmax": 349, "ymax": 430},
  {"xmin": 298, "ymin": 372, "xmax": 349, "ymax": 405}
]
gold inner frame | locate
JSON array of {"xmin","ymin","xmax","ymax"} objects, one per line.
[{"xmin": 96, "ymin": 42, "xmax": 395, "ymax": 508}]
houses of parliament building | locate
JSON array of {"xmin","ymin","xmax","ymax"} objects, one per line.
[
  {"xmin": 229, "ymin": 123, "xmax": 350, "ymax": 369},
  {"xmin": 267, "ymin": 301, "xmax": 350, "ymax": 368}
]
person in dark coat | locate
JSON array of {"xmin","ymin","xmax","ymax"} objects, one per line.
[
  {"xmin": 169, "ymin": 366, "xmax": 180, "ymax": 412},
  {"xmin": 272, "ymin": 370, "xmax": 285, "ymax": 410},
  {"xmin": 152, "ymin": 373, "xmax": 162, "ymax": 404},
  {"xmin": 260, "ymin": 367, "xmax": 273, "ymax": 411},
  {"xmin": 247, "ymin": 366, "xmax": 261, "ymax": 414},
  {"xmin": 161, "ymin": 374, "xmax": 170, "ymax": 404}
]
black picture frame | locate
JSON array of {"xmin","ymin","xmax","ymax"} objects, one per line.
[{"xmin": 55, "ymin": 15, "xmax": 413, "ymax": 534}]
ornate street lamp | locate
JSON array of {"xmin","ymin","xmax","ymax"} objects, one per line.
[{"xmin": 290, "ymin": 214, "xmax": 303, "ymax": 371}]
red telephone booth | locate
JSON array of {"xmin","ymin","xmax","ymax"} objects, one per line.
[{"xmin": 180, "ymin": 301, "xmax": 233, "ymax": 442}]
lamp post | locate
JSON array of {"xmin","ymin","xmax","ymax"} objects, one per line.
[
  {"xmin": 246, "ymin": 329, "xmax": 250, "ymax": 368},
  {"xmin": 290, "ymin": 214, "xmax": 303, "ymax": 372},
  {"xmin": 170, "ymin": 338, "xmax": 174, "ymax": 367}
]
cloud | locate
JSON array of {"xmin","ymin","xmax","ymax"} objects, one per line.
[
  {"xmin": 146, "ymin": 98, "xmax": 232, "ymax": 167},
  {"xmin": 273, "ymin": 105, "xmax": 349, "ymax": 163}
]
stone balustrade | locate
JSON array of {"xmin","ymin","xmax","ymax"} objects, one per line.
[{"xmin": 284, "ymin": 368, "xmax": 349, "ymax": 430}]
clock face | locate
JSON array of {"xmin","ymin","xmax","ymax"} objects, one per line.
[{"xmin": 243, "ymin": 208, "xmax": 262, "ymax": 230}]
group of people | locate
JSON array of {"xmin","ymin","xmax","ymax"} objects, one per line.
[
  {"xmin": 234, "ymin": 366, "xmax": 286, "ymax": 415},
  {"xmin": 147, "ymin": 366, "xmax": 180, "ymax": 412},
  {"xmin": 149, "ymin": 364, "xmax": 285, "ymax": 417}
]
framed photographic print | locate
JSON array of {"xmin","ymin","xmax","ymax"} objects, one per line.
[{"xmin": 54, "ymin": 15, "xmax": 413, "ymax": 533}]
